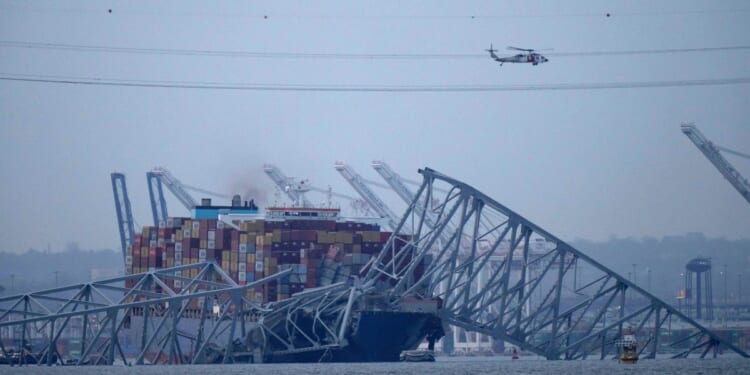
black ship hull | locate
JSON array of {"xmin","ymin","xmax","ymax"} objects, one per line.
[{"xmin": 269, "ymin": 311, "xmax": 442, "ymax": 363}]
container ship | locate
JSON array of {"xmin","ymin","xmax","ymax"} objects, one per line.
[{"xmin": 123, "ymin": 197, "xmax": 443, "ymax": 363}]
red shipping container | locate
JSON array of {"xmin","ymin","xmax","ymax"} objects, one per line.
[
  {"xmin": 148, "ymin": 247, "xmax": 156, "ymax": 268},
  {"xmin": 200, "ymin": 222, "xmax": 208, "ymax": 239},
  {"xmin": 216, "ymin": 229, "xmax": 225, "ymax": 249}
]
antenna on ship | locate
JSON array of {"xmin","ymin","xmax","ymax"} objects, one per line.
[{"xmin": 292, "ymin": 179, "xmax": 311, "ymax": 207}]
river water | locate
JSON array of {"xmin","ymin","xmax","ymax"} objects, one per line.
[{"xmin": 2, "ymin": 356, "xmax": 749, "ymax": 374}]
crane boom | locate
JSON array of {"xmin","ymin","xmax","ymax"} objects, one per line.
[
  {"xmin": 681, "ymin": 123, "xmax": 750, "ymax": 205},
  {"xmin": 263, "ymin": 164, "xmax": 313, "ymax": 207},
  {"xmin": 370, "ymin": 161, "xmax": 440, "ymax": 226},
  {"xmin": 111, "ymin": 173, "xmax": 135, "ymax": 260},
  {"xmin": 371, "ymin": 161, "xmax": 417, "ymax": 206},
  {"xmin": 146, "ymin": 171, "xmax": 169, "ymax": 226},
  {"xmin": 149, "ymin": 167, "xmax": 199, "ymax": 211},
  {"xmin": 334, "ymin": 162, "xmax": 404, "ymax": 231}
]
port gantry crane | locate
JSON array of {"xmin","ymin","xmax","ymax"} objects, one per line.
[
  {"xmin": 263, "ymin": 164, "xmax": 314, "ymax": 207},
  {"xmin": 111, "ymin": 173, "xmax": 135, "ymax": 261},
  {"xmin": 263, "ymin": 163, "xmax": 373, "ymax": 215},
  {"xmin": 362, "ymin": 167, "xmax": 748, "ymax": 360},
  {"xmin": 334, "ymin": 161, "xmax": 406, "ymax": 232},
  {"xmin": 371, "ymin": 160, "xmax": 458, "ymax": 238},
  {"xmin": 147, "ymin": 167, "xmax": 235, "ymax": 226},
  {"xmin": 681, "ymin": 123, "xmax": 750, "ymax": 205},
  {"xmin": 146, "ymin": 170, "xmax": 170, "ymax": 227}
]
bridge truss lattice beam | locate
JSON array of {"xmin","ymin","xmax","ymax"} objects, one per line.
[
  {"xmin": 0, "ymin": 262, "xmax": 291, "ymax": 366},
  {"xmin": 363, "ymin": 167, "xmax": 748, "ymax": 360}
]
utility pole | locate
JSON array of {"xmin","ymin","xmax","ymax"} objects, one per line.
[{"xmin": 54, "ymin": 270, "xmax": 59, "ymax": 285}]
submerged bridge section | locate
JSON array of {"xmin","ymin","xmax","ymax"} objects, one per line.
[
  {"xmin": 0, "ymin": 262, "xmax": 379, "ymax": 366},
  {"xmin": 363, "ymin": 167, "xmax": 748, "ymax": 360},
  {"xmin": 0, "ymin": 262, "xmax": 294, "ymax": 365}
]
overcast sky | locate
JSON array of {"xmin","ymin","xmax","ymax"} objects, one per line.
[{"xmin": 1, "ymin": 1, "xmax": 749, "ymax": 253}]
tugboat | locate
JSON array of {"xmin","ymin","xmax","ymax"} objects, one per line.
[{"xmin": 616, "ymin": 328, "xmax": 639, "ymax": 364}]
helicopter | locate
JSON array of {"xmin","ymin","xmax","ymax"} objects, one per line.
[{"xmin": 486, "ymin": 45, "xmax": 549, "ymax": 66}]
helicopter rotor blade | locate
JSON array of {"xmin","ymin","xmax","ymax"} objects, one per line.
[{"xmin": 508, "ymin": 46, "xmax": 534, "ymax": 52}]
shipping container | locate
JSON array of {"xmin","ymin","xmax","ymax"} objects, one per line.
[{"xmin": 125, "ymin": 213, "xmax": 395, "ymax": 303}]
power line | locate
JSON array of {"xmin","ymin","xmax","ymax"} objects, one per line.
[
  {"xmin": 1, "ymin": 4, "xmax": 749, "ymax": 19},
  {"xmin": 548, "ymin": 46, "xmax": 750, "ymax": 57},
  {"xmin": 1, "ymin": 73, "xmax": 749, "ymax": 92},
  {"xmin": 1, "ymin": 40, "xmax": 749, "ymax": 60}
]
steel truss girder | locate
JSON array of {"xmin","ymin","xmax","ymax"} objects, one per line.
[
  {"xmin": 0, "ymin": 262, "xmax": 290, "ymax": 366},
  {"xmin": 252, "ymin": 280, "xmax": 372, "ymax": 362},
  {"xmin": 371, "ymin": 160, "xmax": 455, "ymax": 245},
  {"xmin": 363, "ymin": 167, "xmax": 748, "ymax": 360}
]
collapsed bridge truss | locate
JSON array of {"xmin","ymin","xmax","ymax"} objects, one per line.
[
  {"xmin": 0, "ymin": 261, "xmax": 373, "ymax": 366},
  {"xmin": 1, "ymin": 167, "xmax": 747, "ymax": 366},
  {"xmin": 364, "ymin": 167, "xmax": 748, "ymax": 360},
  {"xmin": 0, "ymin": 262, "xmax": 294, "ymax": 365}
]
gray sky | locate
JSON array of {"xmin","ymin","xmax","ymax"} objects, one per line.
[{"xmin": 1, "ymin": 1, "xmax": 749, "ymax": 253}]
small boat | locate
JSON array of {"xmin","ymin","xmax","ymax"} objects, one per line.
[
  {"xmin": 399, "ymin": 350, "xmax": 435, "ymax": 362},
  {"xmin": 616, "ymin": 329, "xmax": 639, "ymax": 364}
]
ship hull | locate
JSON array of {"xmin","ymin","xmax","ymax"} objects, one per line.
[{"xmin": 270, "ymin": 311, "xmax": 441, "ymax": 363}]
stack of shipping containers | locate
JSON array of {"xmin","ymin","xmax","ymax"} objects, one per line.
[{"xmin": 125, "ymin": 217, "xmax": 407, "ymax": 308}]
